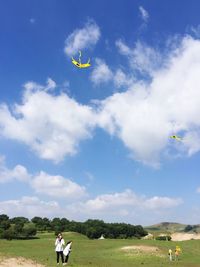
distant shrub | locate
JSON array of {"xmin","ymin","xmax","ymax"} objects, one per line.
[
  {"xmin": 155, "ymin": 235, "xmax": 171, "ymax": 241},
  {"xmin": 22, "ymin": 223, "xmax": 37, "ymax": 238},
  {"xmin": 145, "ymin": 227, "xmax": 159, "ymax": 231},
  {"xmin": 2, "ymin": 227, "xmax": 15, "ymax": 240},
  {"xmin": 184, "ymin": 225, "xmax": 193, "ymax": 232}
]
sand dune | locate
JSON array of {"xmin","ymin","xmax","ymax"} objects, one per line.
[{"xmin": 171, "ymin": 233, "xmax": 200, "ymax": 241}]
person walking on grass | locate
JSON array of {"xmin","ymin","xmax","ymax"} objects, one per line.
[
  {"xmin": 63, "ymin": 241, "xmax": 72, "ymax": 265},
  {"xmin": 55, "ymin": 233, "xmax": 65, "ymax": 265}
]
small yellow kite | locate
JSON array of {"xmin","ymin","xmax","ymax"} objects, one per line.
[
  {"xmin": 72, "ymin": 51, "xmax": 91, "ymax": 68},
  {"xmin": 170, "ymin": 135, "xmax": 182, "ymax": 141}
]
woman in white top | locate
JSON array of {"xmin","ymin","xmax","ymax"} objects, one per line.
[
  {"xmin": 55, "ymin": 233, "xmax": 65, "ymax": 265},
  {"xmin": 63, "ymin": 241, "xmax": 72, "ymax": 264}
]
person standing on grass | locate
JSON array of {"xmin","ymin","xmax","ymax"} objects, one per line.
[
  {"xmin": 55, "ymin": 233, "xmax": 65, "ymax": 265},
  {"xmin": 175, "ymin": 248, "xmax": 179, "ymax": 261},
  {"xmin": 175, "ymin": 245, "xmax": 181, "ymax": 261},
  {"xmin": 63, "ymin": 241, "xmax": 72, "ymax": 265},
  {"xmin": 168, "ymin": 248, "xmax": 173, "ymax": 261}
]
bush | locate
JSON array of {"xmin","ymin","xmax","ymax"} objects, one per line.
[
  {"xmin": 184, "ymin": 225, "xmax": 194, "ymax": 232},
  {"xmin": 2, "ymin": 227, "xmax": 15, "ymax": 240},
  {"xmin": 155, "ymin": 235, "xmax": 171, "ymax": 241},
  {"xmin": 22, "ymin": 223, "xmax": 37, "ymax": 238}
]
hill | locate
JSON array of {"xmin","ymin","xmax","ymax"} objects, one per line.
[
  {"xmin": 145, "ymin": 222, "xmax": 200, "ymax": 235},
  {"xmin": 145, "ymin": 222, "xmax": 186, "ymax": 234}
]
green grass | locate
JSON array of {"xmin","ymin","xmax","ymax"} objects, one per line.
[{"xmin": 0, "ymin": 232, "xmax": 200, "ymax": 267}]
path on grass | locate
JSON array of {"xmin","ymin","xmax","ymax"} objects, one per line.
[{"xmin": 0, "ymin": 257, "xmax": 45, "ymax": 267}]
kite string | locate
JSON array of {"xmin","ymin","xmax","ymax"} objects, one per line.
[{"xmin": 79, "ymin": 51, "xmax": 82, "ymax": 64}]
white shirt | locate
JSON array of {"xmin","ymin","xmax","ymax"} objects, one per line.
[
  {"xmin": 55, "ymin": 238, "xmax": 65, "ymax": 252},
  {"xmin": 63, "ymin": 243, "xmax": 72, "ymax": 256}
]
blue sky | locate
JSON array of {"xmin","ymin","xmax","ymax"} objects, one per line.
[{"xmin": 0, "ymin": 0, "xmax": 200, "ymax": 225}]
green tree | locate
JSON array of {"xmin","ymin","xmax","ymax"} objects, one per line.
[
  {"xmin": 51, "ymin": 217, "xmax": 65, "ymax": 234},
  {"xmin": 184, "ymin": 225, "xmax": 193, "ymax": 232},
  {"xmin": 14, "ymin": 222, "xmax": 24, "ymax": 237},
  {"xmin": 0, "ymin": 214, "xmax": 10, "ymax": 234},
  {"xmin": 0, "ymin": 214, "xmax": 9, "ymax": 222},
  {"xmin": 10, "ymin": 217, "xmax": 29, "ymax": 225},
  {"xmin": 22, "ymin": 223, "xmax": 37, "ymax": 238},
  {"xmin": 2, "ymin": 227, "xmax": 15, "ymax": 240}
]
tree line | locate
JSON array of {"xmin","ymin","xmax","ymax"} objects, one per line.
[
  {"xmin": 0, "ymin": 214, "xmax": 37, "ymax": 240},
  {"xmin": 0, "ymin": 214, "xmax": 147, "ymax": 240}
]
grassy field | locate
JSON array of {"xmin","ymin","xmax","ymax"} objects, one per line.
[{"xmin": 0, "ymin": 232, "xmax": 200, "ymax": 267}]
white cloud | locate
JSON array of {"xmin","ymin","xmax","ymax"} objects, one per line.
[
  {"xmin": 0, "ymin": 155, "xmax": 185, "ymax": 223},
  {"xmin": 64, "ymin": 20, "xmax": 100, "ymax": 56},
  {"xmin": 45, "ymin": 78, "xmax": 57, "ymax": 91},
  {"xmin": 2, "ymin": 36, "xmax": 200, "ymax": 167},
  {"xmin": 82, "ymin": 190, "xmax": 182, "ymax": 211},
  {"xmin": 0, "ymin": 157, "xmax": 87, "ymax": 200},
  {"xmin": 31, "ymin": 171, "xmax": 87, "ymax": 199},
  {"xmin": 131, "ymin": 41, "xmax": 161, "ymax": 75},
  {"xmin": 67, "ymin": 189, "xmax": 182, "ymax": 223},
  {"xmin": 113, "ymin": 69, "xmax": 134, "ymax": 88},
  {"xmin": 90, "ymin": 58, "xmax": 113, "ymax": 85},
  {"xmin": 0, "ymin": 80, "xmax": 96, "ymax": 162},
  {"xmin": 139, "ymin": 6, "xmax": 149, "ymax": 23},
  {"xmin": 0, "ymin": 192, "xmax": 185, "ymax": 224},
  {"xmin": 99, "ymin": 36, "xmax": 200, "ymax": 166},
  {"xmin": 0, "ymin": 196, "xmax": 61, "ymax": 218},
  {"xmin": 90, "ymin": 59, "xmax": 133, "ymax": 88},
  {"xmin": 183, "ymin": 131, "xmax": 200, "ymax": 156},
  {"xmin": 97, "ymin": 83, "xmax": 170, "ymax": 167},
  {"xmin": 143, "ymin": 196, "xmax": 182, "ymax": 209},
  {"xmin": 0, "ymin": 192, "xmax": 192, "ymax": 225},
  {"xmin": 197, "ymin": 187, "xmax": 200, "ymax": 193},
  {"xmin": 0, "ymin": 157, "xmax": 31, "ymax": 183},
  {"xmin": 116, "ymin": 40, "xmax": 161, "ymax": 75},
  {"xmin": 116, "ymin": 39, "xmax": 131, "ymax": 56},
  {"xmin": 24, "ymin": 78, "xmax": 56, "ymax": 94},
  {"xmin": 190, "ymin": 25, "xmax": 200, "ymax": 38}
]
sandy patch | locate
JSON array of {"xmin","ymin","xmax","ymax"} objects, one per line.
[
  {"xmin": 121, "ymin": 245, "xmax": 160, "ymax": 254},
  {"xmin": 171, "ymin": 233, "xmax": 200, "ymax": 241},
  {"xmin": 0, "ymin": 257, "xmax": 45, "ymax": 267}
]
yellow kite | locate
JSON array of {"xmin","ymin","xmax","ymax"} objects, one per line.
[
  {"xmin": 72, "ymin": 51, "xmax": 91, "ymax": 68},
  {"xmin": 170, "ymin": 135, "xmax": 182, "ymax": 141}
]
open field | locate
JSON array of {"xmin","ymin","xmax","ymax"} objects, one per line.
[{"xmin": 0, "ymin": 232, "xmax": 200, "ymax": 267}]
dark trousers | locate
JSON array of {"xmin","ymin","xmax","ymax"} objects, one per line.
[
  {"xmin": 56, "ymin": 251, "xmax": 64, "ymax": 263},
  {"xmin": 64, "ymin": 253, "xmax": 70, "ymax": 263}
]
